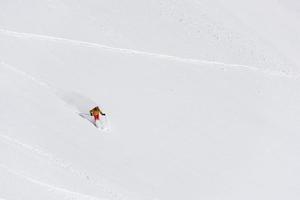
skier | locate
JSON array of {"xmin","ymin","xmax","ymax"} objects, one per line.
[{"xmin": 90, "ymin": 106, "xmax": 106, "ymax": 121}]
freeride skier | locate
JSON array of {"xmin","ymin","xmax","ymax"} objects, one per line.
[{"xmin": 90, "ymin": 106, "xmax": 106, "ymax": 122}]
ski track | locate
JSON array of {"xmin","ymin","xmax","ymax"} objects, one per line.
[
  {"xmin": 0, "ymin": 163, "xmax": 106, "ymax": 200},
  {"xmin": 0, "ymin": 61, "xmax": 80, "ymax": 118},
  {"xmin": 0, "ymin": 61, "xmax": 92, "ymax": 125},
  {"xmin": 0, "ymin": 133, "xmax": 126, "ymax": 200},
  {"xmin": 0, "ymin": 61, "xmax": 54, "ymax": 91},
  {"xmin": 0, "ymin": 28, "xmax": 298, "ymax": 78}
]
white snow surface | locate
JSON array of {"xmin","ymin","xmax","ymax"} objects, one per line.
[{"xmin": 0, "ymin": 0, "xmax": 300, "ymax": 199}]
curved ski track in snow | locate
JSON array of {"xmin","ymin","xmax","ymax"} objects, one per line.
[
  {"xmin": 0, "ymin": 133, "xmax": 86, "ymax": 179},
  {"xmin": 0, "ymin": 61, "xmax": 53, "ymax": 91},
  {"xmin": 0, "ymin": 163, "xmax": 106, "ymax": 200},
  {"xmin": 0, "ymin": 29, "xmax": 297, "ymax": 78},
  {"xmin": 0, "ymin": 133, "xmax": 126, "ymax": 200}
]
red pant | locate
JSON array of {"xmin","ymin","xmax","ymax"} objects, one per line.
[{"xmin": 94, "ymin": 114, "xmax": 100, "ymax": 121}]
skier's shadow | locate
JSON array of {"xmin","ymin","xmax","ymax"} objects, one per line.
[{"xmin": 56, "ymin": 90, "xmax": 97, "ymax": 114}]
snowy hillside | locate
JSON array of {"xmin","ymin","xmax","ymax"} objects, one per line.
[{"xmin": 1, "ymin": 0, "xmax": 300, "ymax": 200}]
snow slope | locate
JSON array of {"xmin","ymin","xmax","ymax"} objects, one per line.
[{"xmin": 1, "ymin": 0, "xmax": 300, "ymax": 199}]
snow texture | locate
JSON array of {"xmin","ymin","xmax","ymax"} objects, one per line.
[{"xmin": 0, "ymin": 0, "xmax": 300, "ymax": 200}]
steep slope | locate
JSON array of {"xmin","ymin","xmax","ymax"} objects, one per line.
[{"xmin": 1, "ymin": 0, "xmax": 300, "ymax": 200}]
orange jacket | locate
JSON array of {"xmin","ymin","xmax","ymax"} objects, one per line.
[{"xmin": 90, "ymin": 106, "xmax": 105, "ymax": 116}]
